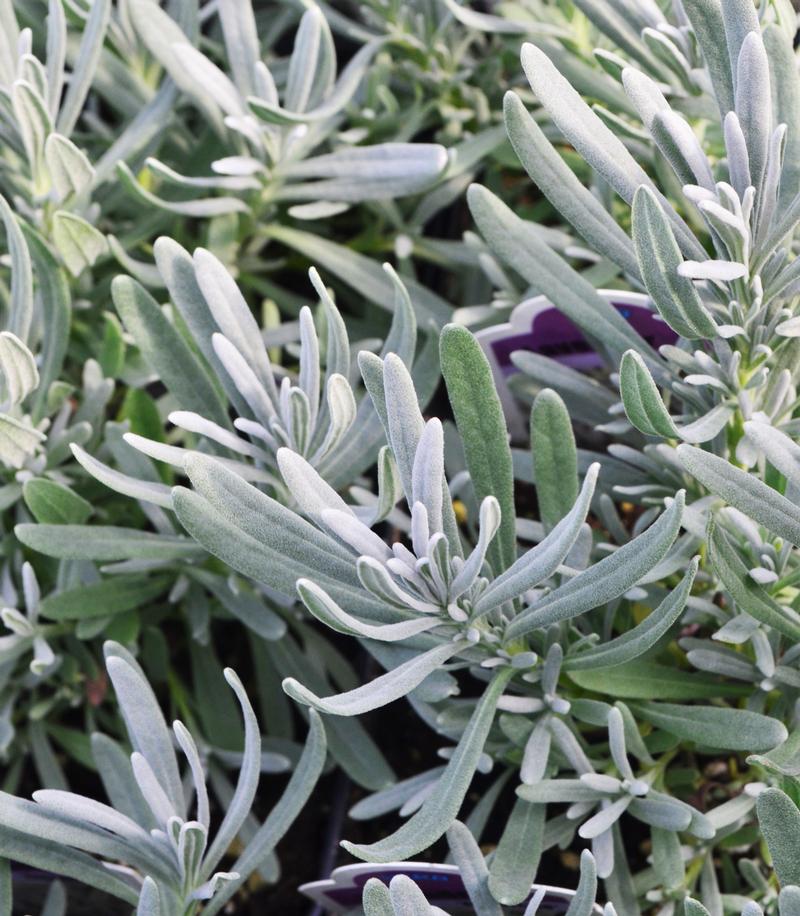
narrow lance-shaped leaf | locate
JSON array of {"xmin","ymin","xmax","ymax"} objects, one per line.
[
  {"xmin": 283, "ymin": 7, "xmax": 326, "ymax": 113},
  {"xmin": 200, "ymin": 669, "xmax": 261, "ymax": 878},
  {"xmin": 735, "ymin": 30, "xmax": 771, "ymax": 193},
  {"xmin": 168, "ymin": 43, "xmax": 243, "ymax": 117},
  {"xmin": 44, "ymin": 0, "xmax": 66, "ymax": 117},
  {"xmin": 566, "ymin": 851, "xmax": 599, "ymax": 916},
  {"xmin": 283, "ymin": 641, "xmax": 467, "ymax": 716},
  {"xmin": 152, "ymin": 237, "xmax": 244, "ymax": 411},
  {"xmin": 744, "ymin": 420, "xmax": 800, "ymax": 489},
  {"xmin": 172, "ymin": 486, "xmax": 379, "ymax": 623},
  {"xmin": 203, "ymin": 711, "xmax": 327, "ymax": 916},
  {"xmin": 22, "ymin": 478, "xmax": 91, "ymax": 525},
  {"xmin": 184, "ymin": 453, "xmax": 358, "ymax": 585},
  {"xmin": 39, "ymin": 575, "xmax": 170, "ymax": 621},
  {"xmin": 681, "ymin": 0, "xmax": 734, "ymax": 114},
  {"xmin": 136, "ymin": 877, "xmax": 161, "ymax": 916},
  {"xmin": 467, "ymin": 185, "xmax": 664, "ymax": 374},
  {"xmin": 14, "ymin": 524, "xmax": 203, "ymax": 562},
  {"xmin": 475, "ymin": 463, "xmax": 599, "ymax": 615},
  {"xmin": 112, "ymin": 276, "xmax": 230, "ymax": 429},
  {"xmin": 0, "ymin": 195, "xmax": 33, "ymax": 344},
  {"xmin": 104, "ymin": 651, "xmax": 185, "ymax": 815},
  {"xmin": 503, "ymin": 91, "xmax": 639, "ymax": 279},
  {"xmin": 631, "ymin": 186, "xmax": 716, "ymax": 339},
  {"xmin": 440, "ymin": 324, "xmax": 515, "ymax": 574},
  {"xmin": 379, "ymin": 354, "xmax": 424, "ymax": 511},
  {"xmin": 631, "ymin": 701, "xmax": 788, "ymax": 752},
  {"xmin": 678, "ymin": 444, "xmax": 800, "ymax": 545},
  {"xmin": 506, "ymin": 491, "xmax": 685, "ymax": 637},
  {"xmin": 765, "ymin": 23, "xmax": 800, "ymax": 210},
  {"xmin": 488, "ymin": 798, "xmax": 544, "ymax": 906},
  {"xmin": 568, "ymin": 661, "xmax": 751, "ymax": 701},
  {"xmin": 217, "ymin": 0, "xmax": 259, "ymax": 97},
  {"xmin": 519, "ymin": 42, "xmax": 704, "ymax": 259},
  {"xmin": 296, "ymin": 579, "xmax": 439, "ymax": 642},
  {"xmin": 756, "ymin": 788, "xmax": 800, "ymax": 886},
  {"xmin": 563, "ymin": 557, "xmax": 698, "ymax": 670},
  {"xmin": 280, "ymin": 143, "xmax": 448, "ymax": 203},
  {"xmin": 116, "ymin": 162, "xmax": 247, "ymax": 217},
  {"xmin": 651, "ymin": 827, "xmax": 684, "ymax": 891},
  {"xmin": 708, "ymin": 522, "xmax": 800, "ymax": 642},
  {"xmin": 341, "ymin": 669, "xmax": 514, "ymax": 862},
  {"xmin": 20, "ymin": 225, "xmax": 69, "ymax": 422},
  {"xmin": 531, "ymin": 388, "xmax": 578, "ymax": 532},
  {"xmin": 446, "ymin": 820, "xmax": 502, "ymax": 916},
  {"xmin": 55, "ymin": 0, "xmax": 110, "ymax": 135},
  {"xmin": 0, "ymin": 829, "xmax": 138, "ymax": 905},
  {"xmin": 619, "ymin": 350, "xmax": 678, "ymax": 438},
  {"xmin": 71, "ymin": 443, "xmax": 173, "ymax": 509}
]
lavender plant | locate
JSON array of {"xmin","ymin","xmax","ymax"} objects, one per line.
[
  {"xmin": 0, "ymin": 639, "xmax": 326, "ymax": 914},
  {"xmin": 2, "ymin": 0, "xmax": 800, "ymax": 912}
]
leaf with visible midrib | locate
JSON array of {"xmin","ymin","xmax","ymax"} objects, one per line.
[
  {"xmin": 39, "ymin": 576, "xmax": 170, "ymax": 621},
  {"xmin": 563, "ymin": 558, "xmax": 698, "ymax": 671},
  {"xmin": 619, "ymin": 350, "xmax": 678, "ymax": 439},
  {"xmin": 567, "ymin": 660, "xmax": 751, "ymax": 700},
  {"xmin": 632, "ymin": 186, "xmax": 716, "ymax": 339},
  {"xmin": 15, "ymin": 524, "xmax": 204, "ymax": 562},
  {"xmin": 630, "ymin": 701, "xmax": 787, "ymax": 751},
  {"xmin": 23, "ymin": 478, "xmax": 92, "ymax": 525},
  {"xmin": 506, "ymin": 491, "xmax": 684, "ymax": 637}
]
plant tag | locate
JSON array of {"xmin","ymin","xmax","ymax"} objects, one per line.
[
  {"xmin": 475, "ymin": 291, "xmax": 676, "ymax": 439},
  {"xmin": 299, "ymin": 862, "xmax": 603, "ymax": 913}
]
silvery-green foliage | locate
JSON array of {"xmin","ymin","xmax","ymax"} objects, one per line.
[
  {"xmin": 12, "ymin": 248, "xmax": 401, "ymax": 793},
  {"xmin": 125, "ymin": 0, "xmax": 447, "ymax": 208},
  {"xmin": 0, "ymin": 329, "xmax": 44, "ymax": 469},
  {"xmin": 0, "ymin": 640, "xmax": 326, "ymax": 915},
  {"xmin": 114, "ymin": 0, "xmax": 460, "ymax": 323},
  {"xmin": 0, "ymin": 560, "xmax": 109, "ymax": 764},
  {"xmin": 478, "ymin": 7, "xmax": 800, "ymax": 494},
  {"xmin": 0, "ymin": 0, "xmax": 188, "ymax": 279},
  {"xmin": 677, "ymin": 786, "xmax": 800, "ymax": 916},
  {"xmin": 379, "ymin": 1, "xmax": 800, "ymax": 907},
  {"xmin": 469, "ymin": 0, "xmax": 800, "ymax": 718},
  {"xmin": 518, "ymin": 707, "xmax": 713, "ymax": 878},
  {"xmin": 164, "ymin": 317, "xmax": 790, "ymax": 891},
  {"xmin": 2, "ymin": 0, "xmax": 800, "ymax": 910},
  {"xmin": 0, "ymin": 0, "xmax": 108, "ymax": 274},
  {"xmin": 361, "ymin": 827, "xmax": 604, "ymax": 916},
  {"xmin": 0, "ymin": 203, "xmax": 68, "ymax": 471},
  {"xmin": 74, "ymin": 243, "xmax": 426, "ymax": 500}
]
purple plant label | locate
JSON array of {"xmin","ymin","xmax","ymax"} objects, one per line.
[
  {"xmin": 299, "ymin": 863, "xmax": 598, "ymax": 914},
  {"xmin": 490, "ymin": 302, "xmax": 677, "ymax": 375}
]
